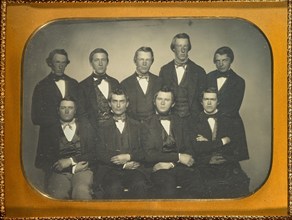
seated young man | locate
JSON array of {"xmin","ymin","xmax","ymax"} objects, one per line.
[
  {"xmin": 141, "ymin": 86, "xmax": 205, "ymax": 199},
  {"xmin": 192, "ymin": 88, "xmax": 250, "ymax": 198},
  {"xmin": 34, "ymin": 97, "xmax": 97, "ymax": 200},
  {"xmin": 95, "ymin": 88, "xmax": 149, "ymax": 199}
]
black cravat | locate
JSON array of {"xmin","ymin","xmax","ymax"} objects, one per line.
[
  {"xmin": 136, "ymin": 73, "xmax": 149, "ymax": 81},
  {"xmin": 53, "ymin": 74, "xmax": 65, "ymax": 81},
  {"xmin": 113, "ymin": 115, "xmax": 126, "ymax": 122},
  {"xmin": 158, "ymin": 115, "xmax": 171, "ymax": 121},
  {"xmin": 217, "ymin": 70, "xmax": 230, "ymax": 78},
  {"xmin": 92, "ymin": 73, "xmax": 108, "ymax": 85},
  {"xmin": 204, "ymin": 112, "xmax": 218, "ymax": 119}
]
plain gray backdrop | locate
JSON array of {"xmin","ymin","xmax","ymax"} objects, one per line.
[{"xmin": 22, "ymin": 18, "xmax": 272, "ymax": 197}]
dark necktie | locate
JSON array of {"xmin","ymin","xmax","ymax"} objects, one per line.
[
  {"xmin": 93, "ymin": 74, "xmax": 107, "ymax": 85},
  {"xmin": 53, "ymin": 74, "xmax": 65, "ymax": 81},
  {"xmin": 136, "ymin": 73, "xmax": 149, "ymax": 81},
  {"xmin": 158, "ymin": 115, "xmax": 171, "ymax": 121},
  {"xmin": 113, "ymin": 115, "xmax": 126, "ymax": 122},
  {"xmin": 217, "ymin": 71, "xmax": 230, "ymax": 78}
]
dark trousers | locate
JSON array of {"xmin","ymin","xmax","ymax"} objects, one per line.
[
  {"xmin": 199, "ymin": 163, "xmax": 250, "ymax": 198},
  {"xmin": 151, "ymin": 165, "xmax": 206, "ymax": 199},
  {"xmin": 102, "ymin": 168, "xmax": 149, "ymax": 199}
]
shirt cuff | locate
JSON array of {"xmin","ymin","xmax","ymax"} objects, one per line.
[
  {"xmin": 72, "ymin": 164, "xmax": 77, "ymax": 174},
  {"xmin": 170, "ymin": 162, "xmax": 175, "ymax": 168},
  {"xmin": 70, "ymin": 157, "xmax": 77, "ymax": 166}
]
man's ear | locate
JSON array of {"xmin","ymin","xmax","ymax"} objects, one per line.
[{"xmin": 171, "ymin": 102, "xmax": 175, "ymax": 108}]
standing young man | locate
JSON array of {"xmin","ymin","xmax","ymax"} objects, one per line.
[
  {"xmin": 159, "ymin": 33, "xmax": 207, "ymax": 119},
  {"xmin": 121, "ymin": 46, "xmax": 162, "ymax": 122},
  {"xmin": 79, "ymin": 48, "xmax": 119, "ymax": 130},
  {"xmin": 207, "ymin": 46, "xmax": 249, "ymax": 161}
]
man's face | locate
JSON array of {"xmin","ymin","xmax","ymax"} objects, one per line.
[
  {"xmin": 135, "ymin": 51, "xmax": 153, "ymax": 75},
  {"xmin": 109, "ymin": 94, "xmax": 129, "ymax": 116},
  {"xmin": 214, "ymin": 53, "xmax": 232, "ymax": 73},
  {"xmin": 154, "ymin": 91, "xmax": 174, "ymax": 114},
  {"xmin": 58, "ymin": 100, "xmax": 76, "ymax": 122},
  {"xmin": 172, "ymin": 38, "xmax": 190, "ymax": 62},
  {"xmin": 90, "ymin": 53, "xmax": 108, "ymax": 75},
  {"xmin": 51, "ymin": 54, "xmax": 68, "ymax": 76},
  {"xmin": 202, "ymin": 92, "xmax": 218, "ymax": 114}
]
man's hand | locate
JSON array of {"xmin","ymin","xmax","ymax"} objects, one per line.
[
  {"xmin": 74, "ymin": 161, "xmax": 88, "ymax": 173},
  {"xmin": 209, "ymin": 155, "xmax": 226, "ymax": 164},
  {"xmin": 123, "ymin": 161, "xmax": 140, "ymax": 170},
  {"xmin": 153, "ymin": 162, "xmax": 174, "ymax": 172},
  {"xmin": 178, "ymin": 153, "xmax": 194, "ymax": 167},
  {"xmin": 196, "ymin": 134, "xmax": 208, "ymax": 142},
  {"xmin": 221, "ymin": 137, "xmax": 231, "ymax": 145},
  {"xmin": 52, "ymin": 158, "xmax": 72, "ymax": 171},
  {"xmin": 111, "ymin": 154, "xmax": 131, "ymax": 165}
]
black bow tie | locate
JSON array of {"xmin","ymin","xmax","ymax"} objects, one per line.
[
  {"xmin": 113, "ymin": 115, "xmax": 126, "ymax": 122},
  {"xmin": 158, "ymin": 115, "xmax": 171, "ymax": 121},
  {"xmin": 204, "ymin": 113, "xmax": 217, "ymax": 119},
  {"xmin": 217, "ymin": 71, "xmax": 230, "ymax": 78},
  {"xmin": 53, "ymin": 74, "xmax": 65, "ymax": 81},
  {"xmin": 136, "ymin": 73, "xmax": 149, "ymax": 81},
  {"xmin": 93, "ymin": 74, "xmax": 107, "ymax": 85}
]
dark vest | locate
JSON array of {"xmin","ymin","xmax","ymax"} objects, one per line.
[
  {"xmin": 93, "ymin": 81, "xmax": 112, "ymax": 122},
  {"xmin": 113, "ymin": 122, "xmax": 130, "ymax": 153},
  {"xmin": 173, "ymin": 74, "xmax": 190, "ymax": 118},
  {"xmin": 135, "ymin": 80, "xmax": 155, "ymax": 120},
  {"xmin": 160, "ymin": 122, "xmax": 178, "ymax": 153}
]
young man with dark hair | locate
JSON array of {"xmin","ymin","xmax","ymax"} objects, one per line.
[
  {"xmin": 95, "ymin": 88, "xmax": 148, "ymax": 199},
  {"xmin": 141, "ymin": 86, "xmax": 205, "ymax": 199},
  {"xmin": 79, "ymin": 48, "xmax": 119, "ymax": 130},
  {"xmin": 121, "ymin": 46, "xmax": 162, "ymax": 122},
  {"xmin": 35, "ymin": 97, "xmax": 97, "ymax": 200},
  {"xmin": 192, "ymin": 88, "xmax": 250, "ymax": 198},
  {"xmin": 159, "ymin": 33, "xmax": 207, "ymax": 119}
]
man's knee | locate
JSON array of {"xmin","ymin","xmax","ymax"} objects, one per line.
[{"xmin": 72, "ymin": 183, "xmax": 93, "ymax": 200}]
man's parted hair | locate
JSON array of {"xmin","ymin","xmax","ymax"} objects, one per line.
[
  {"xmin": 200, "ymin": 87, "xmax": 218, "ymax": 101},
  {"xmin": 89, "ymin": 48, "xmax": 109, "ymax": 62},
  {"xmin": 213, "ymin": 46, "xmax": 234, "ymax": 63},
  {"xmin": 108, "ymin": 87, "xmax": 129, "ymax": 102},
  {"xmin": 134, "ymin": 46, "xmax": 154, "ymax": 63},
  {"xmin": 58, "ymin": 96, "xmax": 77, "ymax": 108},
  {"xmin": 153, "ymin": 86, "xmax": 175, "ymax": 104},
  {"xmin": 46, "ymin": 49, "xmax": 70, "ymax": 67},
  {"xmin": 170, "ymin": 33, "xmax": 192, "ymax": 51}
]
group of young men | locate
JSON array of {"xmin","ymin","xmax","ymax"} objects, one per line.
[{"xmin": 31, "ymin": 33, "xmax": 250, "ymax": 200}]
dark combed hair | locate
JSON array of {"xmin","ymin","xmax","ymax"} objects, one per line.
[
  {"xmin": 170, "ymin": 33, "xmax": 192, "ymax": 51},
  {"xmin": 46, "ymin": 49, "xmax": 70, "ymax": 67},
  {"xmin": 133, "ymin": 46, "xmax": 154, "ymax": 63},
  {"xmin": 58, "ymin": 96, "xmax": 77, "ymax": 108},
  {"xmin": 153, "ymin": 85, "xmax": 176, "ymax": 104},
  {"xmin": 89, "ymin": 48, "xmax": 109, "ymax": 62},
  {"xmin": 213, "ymin": 46, "xmax": 234, "ymax": 63},
  {"xmin": 108, "ymin": 87, "xmax": 129, "ymax": 102},
  {"xmin": 200, "ymin": 87, "xmax": 218, "ymax": 101}
]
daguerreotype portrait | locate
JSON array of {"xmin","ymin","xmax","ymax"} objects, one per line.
[
  {"xmin": 23, "ymin": 18, "xmax": 271, "ymax": 200},
  {"xmin": 2, "ymin": 0, "xmax": 289, "ymax": 218}
]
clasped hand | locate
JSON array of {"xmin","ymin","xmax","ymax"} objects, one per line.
[
  {"xmin": 111, "ymin": 154, "xmax": 131, "ymax": 165},
  {"xmin": 52, "ymin": 158, "xmax": 72, "ymax": 171},
  {"xmin": 179, "ymin": 153, "xmax": 194, "ymax": 167},
  {"xmin": 153, "ymin": 162, "xmax": 173, "ymax": 172},
  {"xmin": 123, "ymin": 161, "xmax": 140, "ymax": 170},
  {"xmin": 209, "ymin": 154, "xmax": 226, "ymax": 164}
]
